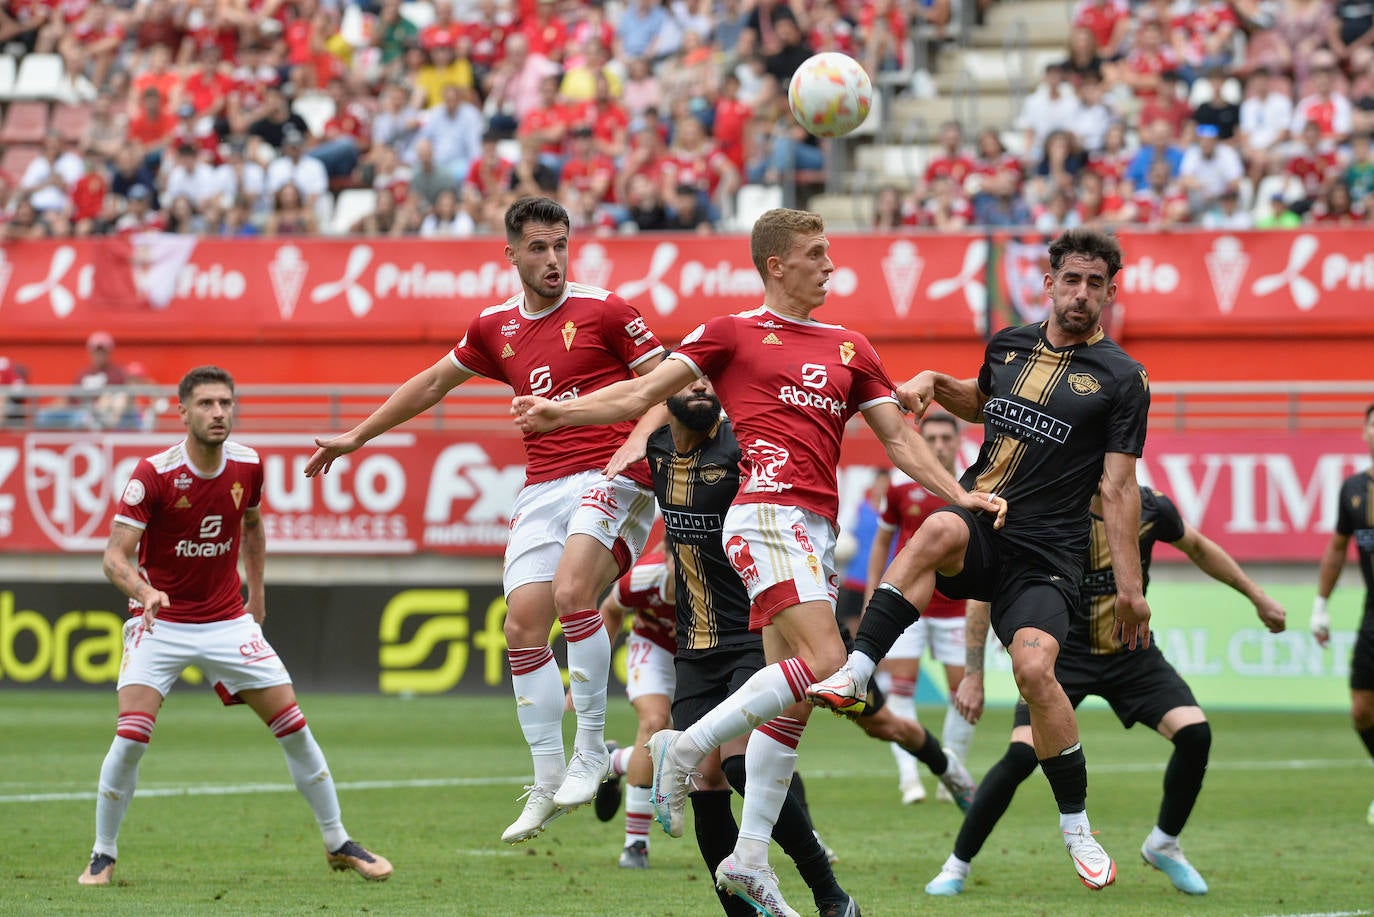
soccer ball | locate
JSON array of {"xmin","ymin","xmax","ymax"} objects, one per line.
[{"xmin": 788, "ymin": 52, "xmax": 874, "ymax": 138}]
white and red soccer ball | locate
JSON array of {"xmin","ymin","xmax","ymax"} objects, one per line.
[{"xmin": 788, "ymin": 52, "xmax": 874, "ymax": 138}]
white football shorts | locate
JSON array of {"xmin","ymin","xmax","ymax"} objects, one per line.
[
  {"xmin": 888, "ymin": 615, "xmax": 967, "ymax": 667},
  {"xmin": 118, "ymin": 613, "xmax": 291, "ymax": 699},
  {"xmin": 624, "ymin": 632, "xmax": 676, "ymax": 702},
  {"xmin": 504, "ymin": 470, "xmax": 656, "ymax": 594},
  {"xmin": 722, "ymin": 502, "xmax": 838, "ymax": 631}
]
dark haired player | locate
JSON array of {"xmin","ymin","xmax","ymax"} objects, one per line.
[
  {"xmin": 306, "ymin": 197, "xmax": 668, "ymax": 844},
  {"xmin": 810, "ymin": 227, "xmax": 1152, "ymax": 890},
  {"xmin": 78, "ymin": 366, "xmax": 389, "ymax": 886},
  {"xmin": 1311, "ymin": 403, "xmax": 1374, "ymax": 827}
]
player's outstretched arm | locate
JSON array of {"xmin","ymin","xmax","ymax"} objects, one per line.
[
  {"xmin": 1101, "ymin": 452, "xmax": 1150, "ymax": 649},
  {"xmin": 241, "ymin": 507, "xmax": 266, "ymax": 625},
  {"xmin": 305, "ymin": 357, "xmax": 474, "ymax": 477},
  {"xmin": 1311, "ymin": 531, "xmax": 1351, "ymax": 647},
  {"xmin": 897, "ymin": 371, "xmax": 987, "ymax": 422},
  {"xmin": 1171, "ymin": 523, "xmax": 1286, "ymax": 633},
  {"xmin": 512, "ymin": 357, "xmax": 696, "ymax": 433},
  {"xmin": 603, "ymin": 354, "xmax": 674, "ymax": 478},
  {"xmin": 862, "ymin": 401, "xmax": 1007, "ymax": 528},
  {"xmin": 103, "ymin": 522, "xmax": 170, "ymax": 632}
]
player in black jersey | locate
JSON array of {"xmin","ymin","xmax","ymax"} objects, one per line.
[
  {"xmin": 646, "ymin": 375, "xmax": 976, "ymax": 917},
  {"xmin": 922, "ymin": 485, "xmax": 1285, "ymax": 898},
  {"xmin": 1312, "ymin": 404, "xmax": 1374, "ymax": 826},
  {"xmin": 810, "ymin": 228, "xmax": 1151, "ymax": 890}
]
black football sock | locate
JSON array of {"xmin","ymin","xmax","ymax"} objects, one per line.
[
  {"xmin": 953, "ymin": 741, "xmax": 1039, "ymax": 862},
  {"xmin": 1359, "ymin": 725, "xmax": 1374, "ymax": 759},
  {"xmin": 853, "ymin": 585, "xmax": 922, "ymax": 664},
  {"xmin": 1158, "ymin": 722, "xmax": 1211, "ymax": 836},
  {"xmin": 690, "ymin": 789, "xmax": 753, "ymax": 917},
  {"xmin": 722, "ymin": 754, "xmax": 846, "ymax": 908},
  {"xmin": 1039, "ymin": 742, "xmax": 1088, "ymax": 815},
  {"xmin": 914, "ymin": 729, "xmax": 948, "ymax": 775}
]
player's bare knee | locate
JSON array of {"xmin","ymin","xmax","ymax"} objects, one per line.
[
  {"xmin": 1012, "ymin": 655, "xmax": 1058, "ymax": 704},
  {"xmin": 636, "ymin": 710, "xmax": 671, "ymax": 740},
  {"xmin": 503, "ymin": 613, "xmax": 551, "ymax": 649},
  {"xmin": 800, "ymin": 640, "xmax": 848, "ymax": 680},
  {"xmin": 551, "ymin": 576, "xmax": 600, "ymax": 617}
]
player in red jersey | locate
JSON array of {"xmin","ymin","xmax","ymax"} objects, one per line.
[
  {"xmin": 306, "ymin": 197, "xmax": 667, "ymax": 845},
  {"xmin": 513, "ymin": 207, "xmax": 1005, "ymax": 916},
  {"xmin": 866, "ymin": 412, "xmax": 979, "ymax": 805},
  {"xmin": 78, "ymin": 366, "xmax": 389, "ymax": 887},
  {"xmin": 594, "ymin": 551, "xmax": 678, "ymax": 869}
]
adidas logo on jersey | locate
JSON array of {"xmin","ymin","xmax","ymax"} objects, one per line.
[
  {"xmin": 501, "ymin": 343, "xmax": 515, "ymax": 359},
  {"xmin": 762, "ymin": 333, "xmax": 782, "ymax": 345},
  {"xmin": 175, "ymin": 496, "xmax": 192, "ymax": 509}
]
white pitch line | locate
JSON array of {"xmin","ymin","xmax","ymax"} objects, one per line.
[
  {"xmin": 3, "ymin": 757, "xmax": 1368, "ymax": 805},
  {"xmin": 1252, "ymin": 911, "xmax": 1371, "ymax": 917}
]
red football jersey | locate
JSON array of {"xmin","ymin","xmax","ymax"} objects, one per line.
[
  {"xmin": 113, "ymin": 440, "xmax": 263, "ymax": 624},
  {"xmin": 673, "ymin": 307, "xmax": 897, "ymax": 525},
  {"xmin": 878, "ymin": 478, "xmax": 964, "ymax": 617},
  {"xmin": 612, "ymin": 552, "xmax": 677, "ymax": 654},
  {"xmin": 452, "ymin": 282, "xmax": 663, "ymax": 488}
]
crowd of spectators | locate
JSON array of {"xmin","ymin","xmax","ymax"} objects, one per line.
[
  {"xmin": 875, "ymin": 0, "xmax": 1374, "ymax": 231},
  {"xmin": 0, "ymin": 0, "xmax": 969, "ymax": 238},
  {"xmin": 0, "ymin": 0, "xmax": 1370, "ymax": 237}
]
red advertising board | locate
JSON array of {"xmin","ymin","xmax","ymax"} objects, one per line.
[
  {"xmin": 0, "ymin": 429, "xmax": 1366, "ymax": 561},
  {"xmin": 5, "ymin": 229, "xmax": 1371, "ymax": 346}
]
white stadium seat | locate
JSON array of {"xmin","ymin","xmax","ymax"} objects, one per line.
[{"xmin": 329, "ymin": 188, "xmax": 377, "ymax": 236}]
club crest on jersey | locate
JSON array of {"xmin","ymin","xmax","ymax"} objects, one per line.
[
  {"xmin": 173, "ymin": 472, "xmax": 193, "ymax": 490},
  {"xmin": 762, "ymin": 333, "xmax": 782, "ymax": 345},
  {"xmin": 839, "ymin": 341, "xmax": 855, "ymax": 366},
  {"xmin": 562, "ymin": 320, "xmax": 577, "ymax": 350},
  {"xmin": 1068, "ymin": 373, "xmax": 1101, "ymax": 395},
  {"xmin": 231, "ymin": 481, "xmax": 244, "ymax": 509},
  {"xmin": 175, "ymin": 496, "xmax": 191, "ymax": 509},
  {"xmin": 501, "ymin": 343, "xmax": 515, "ymax": 359},
  {"xmin": 699, "ymin": 464, "xmax": 727, "ymax": 485}
]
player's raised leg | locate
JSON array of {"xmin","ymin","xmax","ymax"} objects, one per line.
[{"xmin": 241, "ymin": 684, "xmax": 391, "ymax": 881}]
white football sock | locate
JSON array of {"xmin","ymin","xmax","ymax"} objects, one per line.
[
  {"xmin": 509, "ymin": 646, "xmax": 567, "ymax": 788},
  {"xmin": 94, "ymin": 732, "xmax": 149, "ymax": 859},
  {"xmin": 680, "ymin": 658, "xmax": 813, "ymax": 762},
  {"xmin": 560, "ymin": 609, "xmax": 611, "ymax": 755},
  {"xmin": 942, "ymin": 699, "xmax": 975, "ymax": 763},
  {"xmin": 625, "ymin": 784, "xmax": 652, "ymax": 847},
  {"xmin": 276, "ymin": 722, "xmax": 349, "ymax": 851},
  {"xmin": 734, "ymin": 717, "xmax": 804, "ymax": 866}
]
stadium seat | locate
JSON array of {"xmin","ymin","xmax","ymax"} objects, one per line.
[
  {"xmin": 0, "ymin": 143, "xmax": 41, "ymax": 179},
  {"xmin": 11, "ymin": 53, "xmax": 66, "ymax": 100},
  {"xmin": 339, "ymin": 4, "xmax": 371, "ymax": 48},
  {"xmin": 0, "ymin": 101, "xmax": 49, "ymax": 145},
  {"xmin": 732, "ymin": 184, "xmax": 783, "ymax": 231},
  {"xmin": 49, "ymin": 103, "xmax": 91, "ymax": 143},
  {"xmin": 0, "ymin": 55, "xmax": 16, "ymax": 97},
  {"xmin": 399, "ymin": 1, "xmax": 435, "ymax": 30},
  {"xmin": 292, "ymin": 93, "xmax": 336, "ymax": 138},
  {"xmin": 329, "ymin": 187, "xmax": 376, "ymax": 236}
]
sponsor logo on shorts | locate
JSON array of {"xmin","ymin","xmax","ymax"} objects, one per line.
[
  {"xmin": 792, "ymin": 522, "xmax": 814, "ymax": 553},
  {"xmin": 239, "ymin": 635, "xmax": 278, "ymax": 664},
  {"xmin": 725, "ymin": 535, "xmax": 760, "ymax": 588},
  {"xmin": 580, "ymin": 486, "xmax": 619, "ymax": 520}
]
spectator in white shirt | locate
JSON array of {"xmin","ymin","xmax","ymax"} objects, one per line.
[
  {"xmin": 210, "ymin": 140, "xmax": 267, "ymax": 210},
  {"xmin": 1290, "ymin": 59, "xmax": 1354, "ymax": 139},
  {"xmin": 1071, "ymin": 74, "xmax": 1116, "ymax": 152},
  {"xmin": 1015, "ymin": 64, "xmax": 1081, "ymax": 154},
  {"xmin": 265, "ymin": 126, "xmax": 330, "ymax": 206},
  {"xmin": 163, "ymin": 144, "xmax": 220, "ymax": 211},
  {"xmin": 1179, "ymin": 124, "xmax": 1245, "ymax": 206},
  {"xmin": 1200, "ymin": 187, "xmax": 1254, "ymax": 229},
  {"xmin": 20, "ymin": 134, "xmax": 84, "ymax": 213},
  {"xmin": 418, "ymin": 188, "xmax": 476, "ymax": 237},
  {"xmin": 410, "ymin": 84, "xmax": 485, "ymax": 182}
]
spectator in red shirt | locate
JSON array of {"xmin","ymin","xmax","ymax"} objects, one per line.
[
  {"xmin": 421, "ymin": 0, "xmax": 463, "ymax": 50},
  {"xmin": 71, "ymin": 149, "xmax": 108, "ymax": 236},
  {"xmin": 310, "ymin": 78, "xmax": 371, "ymax": 178},
  {"xmin": 518, "ymin": 75, "xmax": 574, "ymax": 164},
  {"xmin": 571, "ymin": 72, "xmax": 629, "ymax": 159},
  {"xmin": 1071, "ymin": 0, "xmax": 1130, "ymax": 59},
  {"xmin": 713, "ymin": 73, "xmax": 753, "ymax": 173},
  {"xmin": 1137, "ymin": 71, "xmax": 1193, "ymax": 136},
  {"xmin": 923, "ymin": 121, "xmax": 976, "ymax": 192},
  {"xmin": 127, "ymin": 87, "xmax": 180, "ymax": 160},
  {"xmin": 1292, "ymin": 59, "xmax": 1354, "ymax": 140},
  {"xmin": 182, "ymin": 48, "xmax": 235, "ymax": 119},
  {"xmin": 522, "ymin": 0, "xmax": 569, "ymax": 62},
  {"xmin": 1120, "ymin": 20, "xmax": 1177, "ymax": 101},
  {"xmin": 1286, "ymin": 121, "xmax": 1340, "ymax": 196},
  {"xmin": 130, "ymin": 44, "xmax": 182, "ymax": 116},
  {"xmin": 665, "ymin": 114, "xmax": 740, "ymax": 219},
  {"xmin": 558, "ymin": 124, "xmax": 615, "ymax": 206},
  {"xmin": 60, "ymin": 1, "xmax": 124, "ymax": 90},
  {"xmin": 1309, "ymin": 180, "xmax": 1362, "ymax": 223}
]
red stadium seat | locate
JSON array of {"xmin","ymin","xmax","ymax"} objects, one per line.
[
  {"xmin": 50, "ymin": 103, "xmax": 91, "ymax": 144},
  {"xmin": 0, "ymin": 101, "xmax": 49, "ymax": 145},
  {"xmin": 0, "ymin": 143, "xmax": 42, "ymax": 179}
]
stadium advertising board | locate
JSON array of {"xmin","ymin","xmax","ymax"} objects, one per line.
[
  {"xmin": 0, "ymin": 431, "xmax": 1366, "ymax": 561},
  {"xmin": 1, "ymin": 580, "xmax": 1358, "ymax": 710},
  {"xmin": 3, "ymin": 229, "xmax": 1373, "ymax": 344},
  {"xmin": 0, "ymin": 582, "xmax": 643, "ymax": 696}
]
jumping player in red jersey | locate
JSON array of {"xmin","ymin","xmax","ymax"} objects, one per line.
[
  {"xmin": 513, "ymin": 207, "xmax": 1005, "ymax": 916},
  {"xmin": 305, "ymin": 196, "xmax": 668, "ymax": 845},
  {"xmin": 866, "ymin": 412, "xmax": 979, "ymax": 804},
  {"xmin": 78, "ymin": 366, "xmax": 390, "ymax": 887}
]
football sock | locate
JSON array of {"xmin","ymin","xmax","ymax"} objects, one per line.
[
  {"xmin": 609, "ymin": 744, "xmax": 633, "ymax": 777},
  {"xmin": 1039, "ymin": 742, "xmax": 1089, "ymax": 816},
  {"xmin": 689, "ymin": 788, "xmax": 754, "ymax": 917},
  {"xmin": 679, "ymin": 658, "xmax": 814, "ymax": 762},
  {"xmin": 271, "ymin": 707, "xmax": 348, "ymax": 852},
  {"xmin": 789, "ymin": 771, "xmax": 811, "ymax": 819},
  {"xmin": 1359, "ymin": 725, "xmax": 1374, "ymax": 759},
  {"xmin": 942, "ymin": 699, "xmax": 976, "ymax": 764},
  {"xmin": 939, "ymin": 852, "xmax": 971, "ymax": 878},
  {"xmin": 508, "ymin": 646, "xmax": 567, "ymax": 788},
  {"xmin": 734, "ymin": 717, "xmax": 804, "ymax": 866},
  {"xmin": 953, "ymin": 741, "xmax": 1038, "ymax": 861},
  {"xmin": 885, "ymin": 675, "xmax": 921, "ymax": 784},
  {"xmin": 915, "ymin": 728, "xmax": 948, "ymax": 775},
  {"xmin": 93, "ymin": 712, "xmax": 155, "ymax": 858},
  {"xmin": 559, "ymin": 609, "xmax": 611, "ymax": 754},
  {"xmin": 852, "ymin": 585, "xmax": 922, "ymax": 674},
  {"xmin": 723, "ymin": 742, "xmax": 846, "ymax": 908},
  {"xmin": 1158, "ymin": 722, "xmax": 1211, "ymax": 836},
  {"xmin": 625, "ymin": 784, "xmax": 652, "ymax": 849}
]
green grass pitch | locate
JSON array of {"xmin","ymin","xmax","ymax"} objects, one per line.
[{"xmin": 3, "ymin": 691, "xmax": 1370, "ymax": 916}]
